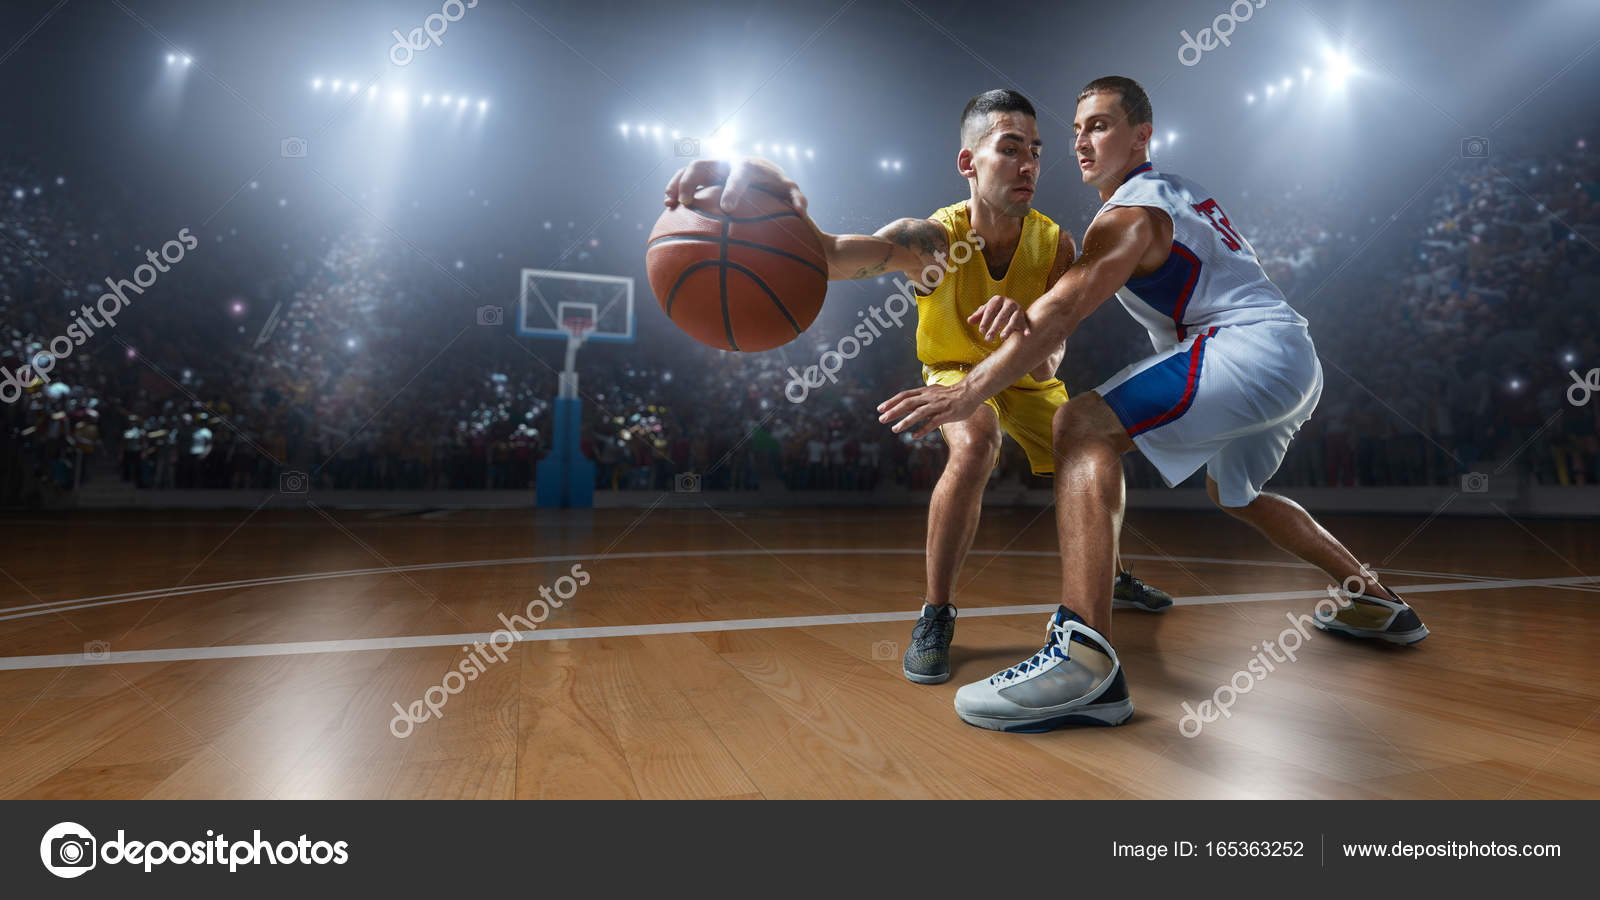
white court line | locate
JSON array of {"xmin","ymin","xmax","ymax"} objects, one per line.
[
  {"xmin": 0, "ymin": 548, "xmax": 1497, "ymax": 622},
  {"xmin": 0, "ymin": 572, "xmax": 1595, "ymax": 672}
]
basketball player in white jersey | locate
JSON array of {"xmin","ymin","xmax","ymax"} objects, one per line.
[
  {"xmin": 664, "ymin": 90, "xmax": 1173, "ymax": 691},
  {"xmin": 878, "ymin": 76, "xmax": 1429, "ymax": 732}
]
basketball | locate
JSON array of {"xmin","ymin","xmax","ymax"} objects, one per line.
[{"xmin": 645, "ymin": 183, "xmax": 827, "ymax": 352}]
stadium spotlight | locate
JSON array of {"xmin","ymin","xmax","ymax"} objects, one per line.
[
  {"xmin": 892, "ymin": 160, "xmax": 901, "ymax": 171},
  {"xmin": 442, "ymin": 94, "xmax": 452, "ymax": 104},
  {"xmin": 368, "ymin": 84, "xmax": 379, "ymax": 99},
  {"xmin": 181, "ymin": 55, "xmax": 192, "ymax": 66},
  {"xmin": 1150, "ymin": 139, "xmax": 1161, "ymax": 151},
  {"xmin": 332, "ymin": 79, "xmax": 343, "ymax": 91},
  {"xmin": 348, "ymin": 82, "xmax": 359, "ymax": 94},
  {"xmin": 1167, "ymin": 131, "xmax": 1176, "ymax": 145},
  {"xmin": 671, "ymin": 129, "xmax": 680, "ymax": 139},
  {"xmin": 1302, "ymin": 66, "xmax": 1313, "ymax": 82},
  {"xmin": 458, "ymin": 96, "xmax": 468, "ymax": 109},
  {"xmin": 880, "ymin": 159, "xmax": 889, "ymax": 169},
  {"xmin": 166, "ymin": 53, "xmax": 176, "ymax": 65},
  {"xmin": 422, "ymin": 93, "xmax": 432, "ymax": 106},
  {"xmin": 753, "ymin": 142, "xmax": 763, "ymax": 153},
  {"xmin": 805, "ymin": 148, "xmax": 814, "ymax": 159},
  {"xmin": 619, "ymin": 121, "xmax": 628, "ymax": 135},
  {"xmin": 652, "ymin": 124, "xmax": 663, "ymax": 139},
  {"xmin": 1281, "ymin": 76, "xmax": 1293, "ymax": 91},
  {"xmin": 1246, "ymin": 93, "xmax": 1256, "ymax": 104},
  {"xmin": 787, "ymin": 144, "xmax": 797, "ymax": 158},
  {"xmin": 478, "ymin": 99, "xmax": 488, "ymax": 112},
  {"xmin": 1325, "ymin": 49, "xmax": 1354, "ymax": 87},
  {"xmin": 312, "ymin": 77, "xmax": 323, "ymax": 90},
  {"xmin": 1265, "ymin": 84, "xmax": 1275, "ymax": 98}
]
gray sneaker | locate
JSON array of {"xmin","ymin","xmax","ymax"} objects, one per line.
[
  {"xmin": 1114, "ymin": 570, "xmax": 1173, "ymax": 611},
  {"xmin": 903, "ymin": 603, "xmax": 956, "ymax": 684}
]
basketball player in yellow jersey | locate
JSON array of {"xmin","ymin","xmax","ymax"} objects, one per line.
[{"xmin": 664, "ymin": 90, "xmax": 1171, "ymax": 686}]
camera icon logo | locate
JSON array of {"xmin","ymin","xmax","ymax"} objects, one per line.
[
  {"xmin": 870, "ymin": 640, "xmax": 899, "ymax": 661},
  {"xmin": 674, "ymin": 137, "xmax": 700, "ymax": 158},
  {"xmin": 40, "ymin": 822, "xmax": 96, "ymax": 878},
  {"xmin": 476, "ymin": 305, "xmax": 504, "ymax": 326},
  {"xmin": 84, "ymin": 640, "xmax": 111, "ymax": 661},
  {"xmin": 281, "ymin": 137, "xmax": 308, "ymax": 158},
  {"xmin": 1461, "ymin": 472, "xmax": 1489, "ymax": 493},
  {"xmin": 1461, "ymin": 136, "xmax": 1489, "ymax": 159},
  {"xmin": 280, "ymin": 470, "xmax": 309, "ymax": 493},
  {"xmin": 674, "ymin": 473, "xmax": 701, "ymax": 493}
]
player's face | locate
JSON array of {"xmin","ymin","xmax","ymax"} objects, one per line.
[
  {"xmin": 973, "ymin": 112, "xmax": 1041, "ymax": 217},
  {"xmin": 1073, "ymin": 92, "xmax": 1148, "ymax": 191}
]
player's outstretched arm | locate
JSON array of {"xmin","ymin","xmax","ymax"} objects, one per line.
[
  {"xmin": 663, "ymin": 157, "xmax": 948, "ymax": 281},
  {"xmin": 878, "ymin": 207, "xmax": 1157, "ymax": 438}
]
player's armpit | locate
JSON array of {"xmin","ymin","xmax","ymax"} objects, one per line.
[{"xmin": 1045, "ymin": 228, "xmax": 1078, "ymax": 289}]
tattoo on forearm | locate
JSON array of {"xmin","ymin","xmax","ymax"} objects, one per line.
[
  {"xmin": 850, "ymin": 245, "xmax": 894, "ymax": 279},
  {"xmin": 881, "ymin": 219, "xmax": 944, "ymax": 260}
]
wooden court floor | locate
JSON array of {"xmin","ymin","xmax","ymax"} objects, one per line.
[{"xmin": 0, "ymin": 505, "xmax": 1595, "ymax": 799}]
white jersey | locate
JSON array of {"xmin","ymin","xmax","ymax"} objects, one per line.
[{"xmin": 1095, "ymin": 163, "xmax": 1306, "ymax": 352}]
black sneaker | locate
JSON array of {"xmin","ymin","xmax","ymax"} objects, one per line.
[
  {"xmin": 1313, "ymin": 590, "xmax": 1429, "ymax": 645},
  {"xmin": 1114, "ymin": 570, "xmax": 1173, "ymax": 611},
  {"xmin": 903, "ymin": 602, "xmax": 957, "ymax": 684}
]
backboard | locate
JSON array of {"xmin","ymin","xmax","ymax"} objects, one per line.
[{"xmin": 517, "ymin": 268, "xmax": 635, "ymax": 343}]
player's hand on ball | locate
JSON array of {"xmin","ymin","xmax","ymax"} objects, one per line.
[
  {"xmin": 723, "ymin": 157, "xmax": 808, "ymax": 216},
  {"xmin": 664, "ymin": 157, "xmax": 809, "ymax": 216},
  {"xmin": 664, "ymin": 159, "xmax": 729, "ymax": 210},
  {"xmin": 968, "ymin": 294, "xmax": 1031, "ymax": 342},
  {"xmin": 877, "ymin": 383, "xmax": 982, "ymax": 440}
]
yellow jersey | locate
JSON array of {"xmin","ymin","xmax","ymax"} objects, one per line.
[{"xmin": 917, "ymin": 201, "xmax": 1062, "ymax": 388}]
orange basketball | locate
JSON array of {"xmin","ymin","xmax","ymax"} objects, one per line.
[{"xmin": 646, "ymin": 184, "xmax": 827, "ymax": 352}]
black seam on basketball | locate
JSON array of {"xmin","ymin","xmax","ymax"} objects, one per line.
[
  {"xmin": 719, "ymin": 219, "xmax": 738, "ymax": 351},
  {"xmin": 724, "ymin": 261, "xmax": 803, "ymax": 336},
  {"xmin": 665, "ymin": 259, "xmax": 723, "ymax": 318},
  {"xmin": 645, "ymin": 234, "xmax": 826, "ymax": 278}
]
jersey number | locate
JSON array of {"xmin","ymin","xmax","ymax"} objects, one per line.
[{"xmin": 1192, "ymin": 198, "xmax": 1243, "ymax": 252}]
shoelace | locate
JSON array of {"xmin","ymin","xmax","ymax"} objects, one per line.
[
  {"xmin": 991, "ymin": 619, "xmax": 1071, "ymax": 684},
  {"xmin": 911, "ymin": 613, "xmax": 951, "ymax": 651}
]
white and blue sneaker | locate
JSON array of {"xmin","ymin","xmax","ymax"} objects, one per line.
[{"xmin": 953, "ymin": 605, "xmax": 1133, "ymax": 733}]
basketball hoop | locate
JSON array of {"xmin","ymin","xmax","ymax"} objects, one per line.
[{"xmin": 562, "ymin": 315, "xmax": 595, "ymax": 346}]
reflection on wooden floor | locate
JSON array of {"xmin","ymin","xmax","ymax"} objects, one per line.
[{"xmin": 1, "ymin": 507, "xmax": 1596, "ymax": 799}]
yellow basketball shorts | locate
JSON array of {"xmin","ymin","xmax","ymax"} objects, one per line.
[{"xmin": 922, "ymin": 364, "xmax": 1069, "ymax": 476}]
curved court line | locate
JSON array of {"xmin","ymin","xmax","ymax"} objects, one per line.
[
  {"xmin": 0, "ymin": 547, "xmax": 1510, "ymax": 623},
  {"xmin": 0, "ymin": 572, "xmax": 1597, "ymax": 671}
]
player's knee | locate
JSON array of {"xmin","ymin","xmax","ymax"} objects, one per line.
[
  {"xmin": 1051, "ymin": 397, "xmax": 1112, "ymax": 450},
  {"xmin": 946, "ymin": 424, "xmax": 1001, "ymax": 469}
]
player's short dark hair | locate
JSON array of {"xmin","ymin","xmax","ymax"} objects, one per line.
[
  {"xmin": 1077, "ymin": 76, "xmax": 1153, "ymax": 126},
  {"xmin": 960, "ymin": 89, "xmax": 1037, "ymax": 148}
]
